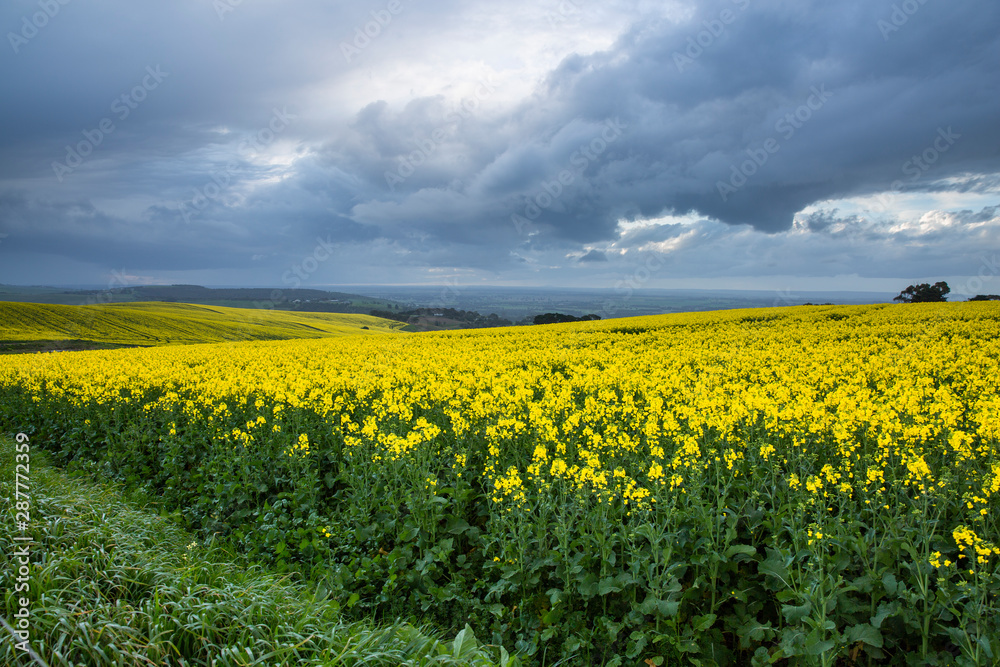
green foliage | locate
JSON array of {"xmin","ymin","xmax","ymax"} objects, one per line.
[
  {"xmin": 531, "ymin": 313, "xmax": 601, "ymax": 325},
  {"xmin": 371, "ymin": 307, "xmax": 516, "ymax": 328},
  {"xmin": 893, "ymin": 282, "xmax": 950, "ymax": 303},
  {"xmin": 0, "ymin": 437, "xmax": 511, "ymax": 666},
  {"xmin": 5, "ymin": 382, "xmax": 999, "ymax": 666}
]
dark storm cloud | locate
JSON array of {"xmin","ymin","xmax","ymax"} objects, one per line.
[
  {"xmin": 330, "ymin": 0, "xmax": 1000, "ymax": 248},
  {"xmin": 512, "ymin": 0, "xmax": 1000, "ymax": 234},
  {"xmin": 0, "ymin": 0, "xmax": 998, "ymax": 285}
]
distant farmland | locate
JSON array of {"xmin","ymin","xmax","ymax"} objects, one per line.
[{"xmin": 0, "ymin": 301, "xmax": 406, "ymax": 350}]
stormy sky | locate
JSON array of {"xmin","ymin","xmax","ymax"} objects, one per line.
[{"xmin": 1, "ymin": 0, "xmax": 998, "ymax": 295}]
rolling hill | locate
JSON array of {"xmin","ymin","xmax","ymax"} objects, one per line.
[
  {"xmin": 0, "ymin": 284, "xmax": 407, "ymax": 314},
  {"xmin": 0, "ymin": 301, "xmax": 407, "ymax": 350}
]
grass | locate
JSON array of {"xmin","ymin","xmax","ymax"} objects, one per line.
[
  {"xmin": 0, "ymin": 435, "xmax": 515, "ymax": 666},
  {"xmin": 0, "ymin": 302, "xmax": 406, "ymax": 348}
]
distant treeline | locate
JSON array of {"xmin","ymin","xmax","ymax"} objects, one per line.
[
  {"xmin": 370, "ymin": 307, "xmax": 517, "ymax": 327},
  {"xmin": 370, "ymin": 308, "xmax": 603, "ymax": 328},
  {"xmin": 532, "ymin": 313, "xmax": 602, "ymax": 324}
]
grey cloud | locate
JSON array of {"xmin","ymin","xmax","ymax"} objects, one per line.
[
  {"xmin": 325, "ymin": 0, "xmax": 1000, "ymax": 252},
  {"xmin": 1, "ymin": 0, "xmax": 999, "ymax": 287},
  {"xmin": 578, "ymin": 249, "xmax": 608, "ymax": 263}
]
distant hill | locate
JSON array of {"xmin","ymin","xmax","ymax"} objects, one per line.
[
  {"xmin": 0, "ymin": 301, "xmax": 406, "ymax": 352},
  {"xmin": 0, "ymin": 284, "xmax": 405, "ymax": 314}
]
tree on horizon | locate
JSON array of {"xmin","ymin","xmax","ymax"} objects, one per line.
[{"xmin": 893, "ymin": 281, "xmax": 950, "ymax": 303}]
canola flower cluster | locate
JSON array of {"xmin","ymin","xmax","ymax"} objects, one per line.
[{"xmin": 2, "ymin": 302, "xmax": 999, "ymax": 570}]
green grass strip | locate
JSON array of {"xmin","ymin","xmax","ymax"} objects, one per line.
[{"xmin": 0, "ymin": 435, "xmax": 516, "ymax": 666}]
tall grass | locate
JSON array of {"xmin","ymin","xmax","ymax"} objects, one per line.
[{"xmin": 0, "ymin": 436, "xmax": 515, "ymax": 666}]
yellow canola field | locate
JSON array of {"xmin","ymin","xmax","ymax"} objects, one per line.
[
  {"xmin": 0, "ymin": 301, "xmax": 404, "ymax": 346},
  {"xmin": 3, "ymin": 302, "xmax": 999, "ymax": 524},
  {"xmin": 6, "ymin": 301, "xmax": 1000, "ymax": 662}
]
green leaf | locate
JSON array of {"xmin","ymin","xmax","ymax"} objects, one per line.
[
  {"xmin": 578, "ymin": 574, "xmax": 599, "ymax": 598},
  {"xmin": 781, "ymin": 601, "xmax": 812, "ymax": 623},
  {"xmin": 660, "ymin": 600, "xmax": 680, "ymax": 617},
  {"xmin": 447, "ymin": 518, "xmax": 471, "ymax": 534},
  {"xmin": 598, "ymin": 576, "xmax": 623, "ymax": 596},
  {"xmin": 725, "ymin": 544, "xmax": 758, "ymax": 560},
  {"xmin": 752, "ymin": 646, "xmax": 777, "ymax": 666},
  {"xmin": 881, "ymin": 572, "xmax": 897, "ymax": 596},
  {"xmin": 759, "ymin": 552, "xmax": 790, "ymax": 585},
  {"xmin": 850, "ymin": 573, "xmax": 873, "ymax": 593},
  {"xmin": 626, "ymin": 630, "xmax": 648, "ymax": 659},
  {"xmin": 452, "ymin": 624, "xmax": 478, "ymax": 658},
  {"xmin": 978, "ymin": 635, "xmax": 994, "ymax": 659},
  {"xmin": 542, "ymin": 607, "xmax": 563, "ymax": 625},
  {"xmin": 845, "ymin": 623, "xmax": 883, "ymax": 649},
  {"xmin": 803, "ymin": 637, "xmax": 835, "ymax": 656},
  {"xmin": 737, "ymin": 619, "xmax": 773, "ymax": 645},
  {"xmin": 900, "ymin": 541, "xmax": 920, "ymax": 562},
  {"xmin": 692, "ymin": 613, "xmax": 717, "ymax": 631},
  {"xmin": 871, "ymin": 601, "xmax": 899, "ymax": 629}
]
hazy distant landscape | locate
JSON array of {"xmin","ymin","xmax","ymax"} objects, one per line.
[
  {"xmin": 344, "ymin": 284, "xmax": 894, "ymax": 320},
  {"xmin": 0, "ymin": 283, "xmax": 894, "ymax": 322}
]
